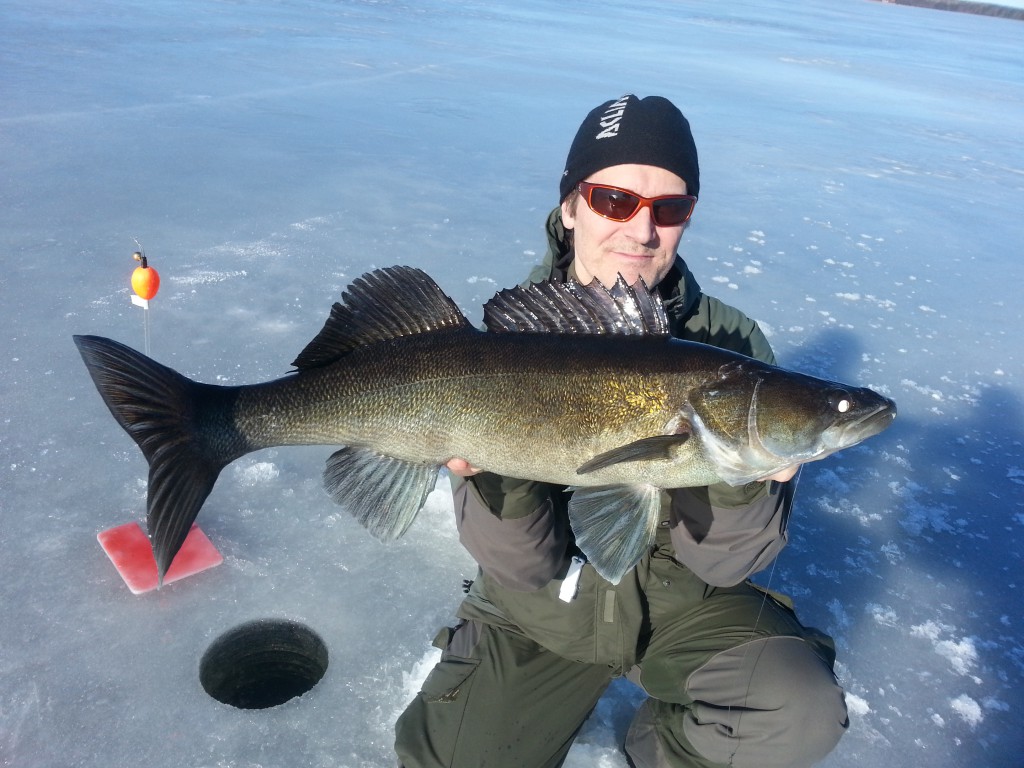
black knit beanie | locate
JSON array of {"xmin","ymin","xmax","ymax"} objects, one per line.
[{"xmin": 559, "ymin": 94, "xmax": 700, "ymax": 202}]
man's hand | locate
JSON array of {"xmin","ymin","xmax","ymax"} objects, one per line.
[
  {"xmin": 446, "ymin": 458, "xmax": 484, "ymax": 478},
  {"xmin": 760, "ymin": 464, "xmax": 801, "ymax": 483}
]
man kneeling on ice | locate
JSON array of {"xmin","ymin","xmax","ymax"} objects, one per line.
[{"xmin": 395, "ymin": 95, "xmax": 851, "ymax": 768}]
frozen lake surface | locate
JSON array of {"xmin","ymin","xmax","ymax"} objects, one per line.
[{"xmin": 2, "ymin": 1, "xmax": 1022, "ymax": 766}]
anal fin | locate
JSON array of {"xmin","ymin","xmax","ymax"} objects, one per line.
[{"xmin": 323, "ymin": 447, "xmax": 439, "ymax": 541}]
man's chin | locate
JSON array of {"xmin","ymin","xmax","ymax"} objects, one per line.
[{"xmin": 603, "ymin": 257, "xmax": 665, "ymax": 288}]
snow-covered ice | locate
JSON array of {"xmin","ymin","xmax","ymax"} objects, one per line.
[{"xmin": 2, "ymin": 1, "xmax": 1021, "ymax": 766}]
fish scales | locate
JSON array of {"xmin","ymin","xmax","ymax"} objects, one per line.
[{"xmin": 229, "ymin": 329, "xmax": 715, "ymax": 488}]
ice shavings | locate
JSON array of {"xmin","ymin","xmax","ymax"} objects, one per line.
[
  {"xmin": 936, "ymin": 638, "xmax": 980, "ymax": 677},
  {"xmin": 983, "ymin": 696, "xmax": 1010, "ymax": 714},
  {"xmin": 171, "ymin": 269, "xmax": 248, "ymax": 286},
  {"xmin": 890, "ymin": 480, "xmax": 954, "ymax": 536},
  {"xmin": 867, "ymin": 603, "xmax": 900, "ymax": 628},
  {"xmin": 233, "ymin": 460, "xmax": 280, "ymax": 486},
  {"xmin": 397, "ymin": 646, "xmax": 441, "ymax": 716},
  {"xmin": 208, "ymin": 240, "xmax": 284, "ymax": 262},
  {"xmin": 815, "ymin": 496, "xmax": 883, "ymax": 526},
  {"xmin": 850, "ymin": 293, "xmax": 897, "ymax": 311},
  {"xmin": 911, "ymin": 621, "xmax": 978, "ymax": 676},
  {"xmin": 901, "ymin": 379, "xmax": 943, "ymax": 401},
  {"xmin": 290, "ymin": 215, "xmax": 330, "ymax": 231},
  {"xmin": 880, "ymin": 541, "xmax": 905, "ymax": 564},
  {"xmin": 846, "ymin": 692, "xmax": 872, "ymax": 717},
  {"xmin": 827, "ymin": 599, "xmax": 851, "ymax": 643},
  {"xmin": 567, "ymin": 678, "xmax": 646, "ymax": 764},
  {"xmin": 832, "ymin": 668, "xmax": 893, "ymax": 747},
  {"xmin": 949, "ymin": 694, "xmax": 983, "ymax": 728},
  {"xmin": 564, "ymin": 744, "xmax": 637, "ymax": 768},
  {"xmin": 812, "ymin": 467, "xmax": 851, "ymax": 494}
]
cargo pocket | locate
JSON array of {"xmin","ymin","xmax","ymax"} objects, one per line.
[
  {"xmin": 421, "ymin": 621, "xmax": 483, "ymax": 704},
  {"xmin": 420, "ymin": 655, "xmax": 480, "ymax": 704},
  {"xmin": 395, "ymin": 622, "xmax": 486, "ymax": 767}
]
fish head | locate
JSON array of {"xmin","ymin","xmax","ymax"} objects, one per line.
[
  {"xmin": 751, "ymin": 371, "xmax": 897, "ymax": 459},
  {"xmin": 688, "ymin": 361, "xmax": 897, "ymax": 483}
]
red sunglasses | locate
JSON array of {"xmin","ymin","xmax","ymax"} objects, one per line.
[{"xmin": 577, "ymin": 181, "xmax": 696, "ymax": 227}]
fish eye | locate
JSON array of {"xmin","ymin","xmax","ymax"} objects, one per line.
[{"xmin": 829, "ymin": 389, "xmax": 852, "ymax": 414}]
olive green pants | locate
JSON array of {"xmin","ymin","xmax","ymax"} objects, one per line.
[{"xmin": 395, "ymin": 569, "xmax": 847, "ymax": 768}]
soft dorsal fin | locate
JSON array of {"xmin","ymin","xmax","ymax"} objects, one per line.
[
  {"xmin": 483, "ymin": 275, "xmax": 670, "ymax": 336},
  {"xmin": 292, "ymin": 266, "xmax": 469, "ymax": 370}
]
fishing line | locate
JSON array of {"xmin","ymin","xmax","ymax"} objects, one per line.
[
  {"xmin": 723, "ymin": 469, "xmax": 799, "ymax": 766},
  {"xmin": 720, "ymin": 551, "xmax": 779, "ymax": 766}
]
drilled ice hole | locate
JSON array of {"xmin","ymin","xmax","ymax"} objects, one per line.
[{"xmin": 200, "ymin": 619, "xmax": 328, "ymax": 709}]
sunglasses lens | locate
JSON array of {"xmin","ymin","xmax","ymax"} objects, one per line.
[
  {"xmin": 589, "ymin": 186, "xmax": 641, "ymax": 220},
  {"xmin": 651, "ymin": 198, "xmax": 695, "ymax": 226},
  {"xmin": 584, "ymin": 183, "xmax": 694, "ymax": 226}
]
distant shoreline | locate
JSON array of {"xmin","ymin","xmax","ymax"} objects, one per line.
[{"xmin": 872, "ymin": 0, "xmax": 1024, "ymax": 20}]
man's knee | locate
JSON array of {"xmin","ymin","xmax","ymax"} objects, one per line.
[
  {"xmin": 685, "ymin": 635, "xmax": 848, "ymax": 767},
  {"xmin": 627, "ymin": 636, "xmax": 847, "ymax": 768}
]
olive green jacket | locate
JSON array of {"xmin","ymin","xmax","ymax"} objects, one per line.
[{"xmin": 452, "ymin": 208, "xmax": 794, "ymax": 670}]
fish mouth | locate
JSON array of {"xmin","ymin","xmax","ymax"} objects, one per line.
[
  {"xmin": 819, "ymin": 397, "xmax": 896, "ymax": 456},
  {"xmin": 845, "ymin": 397, "xmax": 897, "ymax": 438}
]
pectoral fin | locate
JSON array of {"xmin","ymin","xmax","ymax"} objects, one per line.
[
  {"xmin": 567, "ymin": 485, "xmax": 662, "ymax": 584},
  {"xmin": 323, "ymin": 447, "xmax": 439, "ymax": 541},
  {"xmin": 576, "ymin": 434, "xmax": 691, "ymax": 475}
]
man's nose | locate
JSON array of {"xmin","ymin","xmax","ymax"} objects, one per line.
[{"xmin": 622, "ymin": 204, "xmax": 658, "ymax": 244}]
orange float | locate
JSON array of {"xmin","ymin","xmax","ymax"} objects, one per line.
[{"xmin": 131, "ymin": 251, "xmax": 160, "ymax": 300}]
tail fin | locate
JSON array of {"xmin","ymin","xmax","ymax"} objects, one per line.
[{"xmin": 73, "ymin": 335, "xmax": 244, "ymax": 583}]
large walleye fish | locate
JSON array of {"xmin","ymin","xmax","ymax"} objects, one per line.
[{"xmin": 75, "ymin": 266, "xmax": 896, "ymax": 584}]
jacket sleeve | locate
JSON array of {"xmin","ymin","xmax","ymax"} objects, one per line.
[
  {"xmin": 671, "ymin": 292, "xmax": 795, "ymax": 584},
  {"xmin": 668, "ymin": 478, "xmax": 795, "ymax": 587},
  {"xmin": 451, "ymin": 472, "xmax": 570, "ymax": 591}
]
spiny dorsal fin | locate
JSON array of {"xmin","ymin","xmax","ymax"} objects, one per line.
[
  {"xmin": 292, "ymin": 266, "xmax": 469, "ymax": 370},
  {"xmin": 483, "ymin": 275, "xmax": 669, "ymax": 336}
]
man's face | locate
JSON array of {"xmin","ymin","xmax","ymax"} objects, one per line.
[{"xmin": 562, "ymin": 163, "xmax": 689, "ymax": 289}]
